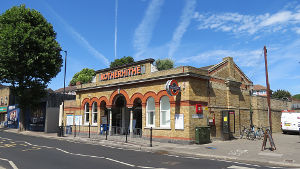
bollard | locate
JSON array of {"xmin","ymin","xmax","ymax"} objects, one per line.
[
  {"xmin": 125, "ymin": 130, "xmax": 128, "ymax": 143},
  {"xmin": 74, "ymin": 125, "xmax": 76, "ymax": 137},
  {"xmin": 105, "ymin": 129, "xmax": 108, "ymax": 140},
  {"xmin": 88, "ymin": 123, "xmax": 91, "ymax": 138},
  {"xmin": 150, "ymin": 127, "xmax": 152, "ymax": 147}
]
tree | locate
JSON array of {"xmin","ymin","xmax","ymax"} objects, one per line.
[
  {"xmin": 110, "ymin": 56, "xmax": 134, "ymax": 68},
  {"xmin": 0, "ymin": 5, "xmax": 62, "ymax": 130},
  {"xmin": 69, "ymin": 68, "xmax": 95, "ymax": 86},
  {"xmin": 292, "ymin": 94, "xmax": 300, "ymax": 100},
  {"xmin": 271, "ymin": 89, "xmax": 291, "ymax": 99},
  {"xmin": 155, "ymin": 58, "xmax": 174, "ymax": 71}
]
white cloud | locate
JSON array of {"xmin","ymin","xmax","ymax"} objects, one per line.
[
  {"xmin": 133, "ymin": 0, "xmax": 164, "ymax": 59},
  {"xmin": 44, "ymin": 3, "xmax": 110, "ymax": 66},
  {"xmin": 168, "ymin": 0, "xmax": 196, "ymax": 58},
  {"xmin": 260, "ymin": 11, "xmax": 292, "ymax": 26},
  {"xmin": 177, "ymin": 49, "xmax": 262, "ymax": 68},
  {"xmin": 194, "ymin": 7, "xmax": 300, "ymax": 35}
]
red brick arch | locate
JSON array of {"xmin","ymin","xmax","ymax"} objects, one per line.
[
  {"xmin": 81, "ymin": 98, "xmax": 91, "ymax": 109},
  {"xmin": 108, "ymin": 89, "xmax": 130, "ymax": 107},
  {"xmin": 129, "ymin": 92, "xmax": 144, "ymax": 106},
  {"xmin": 157, "ymin": 90, "xmax": 175, "ymax": 107},
  {"xmin": 90, "ymin": 97, "xmax": 100, "ymax": 106},
  {"xmin": 99, "ymin": 96, "xmax": 109, "ymax": 106},
  {"xmin": 142, "ymin": 91, "xmax": 158, "ymax": 106}
]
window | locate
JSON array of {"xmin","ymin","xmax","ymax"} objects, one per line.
[
  {"xmin": 84, "ymin": 103, "xmax": 90, "ymax": 125},
  {"xmin": 0, "ymin": 97, "xmax": 3, "ymax": 105},
  {"xmin": 160, "ymin": 96, "xmax": 170, "ymax": 127},
  {"xmin": 146, "ymin": 97, "xmax": 155, "ymax": 127},
  {"xmin": 92, "ymin": 102, "xmax": 98, "ymax": 126}
]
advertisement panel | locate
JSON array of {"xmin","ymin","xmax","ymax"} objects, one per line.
[{"xmin": 7, "ymin": 107, "xmax": 19, "ymax": 128}]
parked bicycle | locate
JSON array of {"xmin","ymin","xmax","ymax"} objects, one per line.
[
  {"xmin": 240, "ymin": 125, "xmax": 252, "ymax": 139},
  {"xmin": 254, "ymin": 126, "xmax": 264, "ymax": 140},
  {"xmin": 240, "ymin": 125, "xmax": 266, "ymax": 140}
]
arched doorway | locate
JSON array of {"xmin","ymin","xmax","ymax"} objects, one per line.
[
  {"xmin": 112, "ymin": 94, "xmax": 128, "ymax": 135},
  {"xmin": 100, "ymin": 100, "xmax": 108, "ymax": 131},
  {"xmin": 133, "ymin": 98, "xmax": 142, "ymax": 136}
]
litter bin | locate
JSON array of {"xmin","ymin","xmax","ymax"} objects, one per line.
[
  {"xmin": 57, "ymin": 126, "xmax": 63, "ymax": 137},
  {"xmin": 195, "ymin": 126, "xmax": 211, "ymax": 144}
]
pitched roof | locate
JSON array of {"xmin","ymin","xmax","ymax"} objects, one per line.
[
  {"xmin": 54, "ymin": 86, "xmax": 77, "ymax": 93},
  {"xmin": 253, "ymin": 84, "xmax": 267, "ymax": 90},
  {"xmin": 200, "ymin": 65, "xmax": 215, "ymax": 70}
]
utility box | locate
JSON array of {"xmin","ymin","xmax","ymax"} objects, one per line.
[{"xmin": 195, "ymin": 126, "xmax": 211, "ymax": 144}]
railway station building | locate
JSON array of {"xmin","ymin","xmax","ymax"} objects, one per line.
[{"xmin": 63, "ymin": 57, "xmax": 290, "ymax": 143}]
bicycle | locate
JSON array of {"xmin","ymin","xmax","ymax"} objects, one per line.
[
  {"xmin": 240, "ymin": 125, "xmax": 252, "ymax": 139},
  {"xmin": 254, "ymin": 126, "xmax": 264, "ymax": 140}
]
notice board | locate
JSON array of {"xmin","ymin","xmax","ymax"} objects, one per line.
[
  {"xmin": 175, "ymin": 114, "xmax": 184, "ymax": 130},
  {"xmin": 75, "ymin": 115, "xmax": 82, "ymax": 125},
  {"xmin": 66, "ymin": 115, "xmax": 73, "ymax": 126}
]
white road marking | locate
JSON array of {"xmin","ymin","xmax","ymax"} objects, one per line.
[
  {"xmin": 0, "ymin": 158, "xmax": 18, "ymax": 169},
  {"xmin": 105, "ymin": 157, "xmax": 136, "ymax": 167},
  {"xmin": 227, "ymin": 165, "xmax": 256, "ymax": 169}
]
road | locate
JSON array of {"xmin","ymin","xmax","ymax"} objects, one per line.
[{"xmin": 0, "ymin": 130, "xmax": 286, "ymax": 169}]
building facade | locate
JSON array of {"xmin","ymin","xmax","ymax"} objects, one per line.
[
  {"xmin": 63, "ymin": 57, "xmax": 291, "ymax": 143},
  {"xmin": 0, "ymin": 85, "xmax": 15, "ymax": 126}
]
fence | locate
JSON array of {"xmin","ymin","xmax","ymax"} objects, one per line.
[{"xmin": 61, "ymin": 124, "xmax": 153, "ymax": 147}]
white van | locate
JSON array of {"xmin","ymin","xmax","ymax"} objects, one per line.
[{"xmin": 281, "ymin": 110, "xmax": 300, "ymax": 134}]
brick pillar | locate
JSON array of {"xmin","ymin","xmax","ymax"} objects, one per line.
[
  {"xmin": 129, "ymin": 107, "xmax": 133, "ymax": 137},
  {"xmin": 108, "ymin": 108, "xmax": 112, "ymax": 136}
]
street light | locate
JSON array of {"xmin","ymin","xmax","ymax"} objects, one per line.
[
  {"xmin": 59, "ymin": 50, "xmax": 67, "ymax": 137},
  {"xmin": 62, "ymin": 50, "xmax": 67, "ymax": 124}
]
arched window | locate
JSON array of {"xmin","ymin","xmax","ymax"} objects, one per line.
[
  {"xmin": 146, "ymin": 97, "xmax": 155, "ymax": 127},
  {"xmin": 84, "ymin": 103, "xmax": 90, "ymax": 125},
  {"xmin": 160, "ymin": 96, "xmax": 170, "ymax": 127},
  {"xmin": 92, "ymin": 102, "xmax": 98, "ymax": 126}
]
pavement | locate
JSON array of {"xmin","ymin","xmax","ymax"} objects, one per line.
[{"xmin": 2, "ymin": 128, "xmax": 300, "ymax": 168}]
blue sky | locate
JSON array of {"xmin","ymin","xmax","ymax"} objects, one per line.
[{"xmin": 1, "ymin": 0, "xmax": 300, "ymax": 95}]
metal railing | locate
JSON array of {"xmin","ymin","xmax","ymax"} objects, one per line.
[{"xmin": 61, "ymin": 124, "xmax": 153, "ymax": 147}]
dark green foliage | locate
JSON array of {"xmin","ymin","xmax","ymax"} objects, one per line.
[
  {"xmin": 271, "ymin": 89, "xmax": 291, "ymax": 99},
  {"xmin": 0, "ymin": 5, "xmax": 62, "ymax": 110},
  {"xmin": 110, "ymin": 56, "xmax": 134, "ymax": 68},
  {"xmin": 69, "ymin": 68, "xmax": 95, "ymax": 86},
  {"xmin": 292, "ymin": 94, "xmax": 300, "ymax": 100},
  {"xmin": 155, "ymin": 58, "xmax": 174, "ymax": 71}
]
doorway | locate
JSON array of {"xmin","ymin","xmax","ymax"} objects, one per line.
[
  {"xmin": 112, "ymin": 94, "xmax": 129, "ymax": 135},
  {"xmin": 133, "ymin": 98, "xmax": 142, "ymax": 135}
]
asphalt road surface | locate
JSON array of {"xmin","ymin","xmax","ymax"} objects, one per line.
[{"xmin": 0, "ymin": 130, "xmax": 286, "ymax": 169}]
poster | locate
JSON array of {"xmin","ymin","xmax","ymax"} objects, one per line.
[
  {"xmin": 175, "ymin": 114, "xmax": 184, "ymax": 130},
  {"xmin": 75, "ymin": 115, "xmax": 82, "ymax": 125},
  {"xmin": 66, "ymin": 115, "xmax": 73, "ymax": 126},
  {"xmin": 7, "ymin": 107, "xmax": 19, "ymax": 128}
]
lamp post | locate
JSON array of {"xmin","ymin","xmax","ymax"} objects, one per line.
[{"xmin": 61, "ymin": 50, "xmax": 67, "ymax": 137}]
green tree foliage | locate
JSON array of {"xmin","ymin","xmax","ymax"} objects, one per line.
[
  {"xmin": 292, "ymin": 94, "xmax": 300, "ymax": 100},
  {"xmin": 271, "ymin": 89, "xmax": 291, "ymax": 99},
  {"xmin": 0, "ymin": 5, "xmax": 62, "ymax": 129},
  {"xmin": 155, "ymin": 58, "xmax": 174, "ymax": 71},
  {"xmin": 69, "ymin": 68, "xmax": 95, "ymax": 86},
  {"xmin": 110, "ymin": 56, "xmax": 134, "ymax": 68}
]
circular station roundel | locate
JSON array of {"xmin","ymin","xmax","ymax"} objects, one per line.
[{"xmin": 165, "ymin": 80, "xmax": 180, "ymax": 96}]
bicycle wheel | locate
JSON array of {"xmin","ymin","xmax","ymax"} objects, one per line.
[
  {"xmin": 247, "ymin": 131, "xmax": 256, "ymax": 140},
  {"xmin": 257, "ymin": 129, "xmax": 263, "ymax": 139}
]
